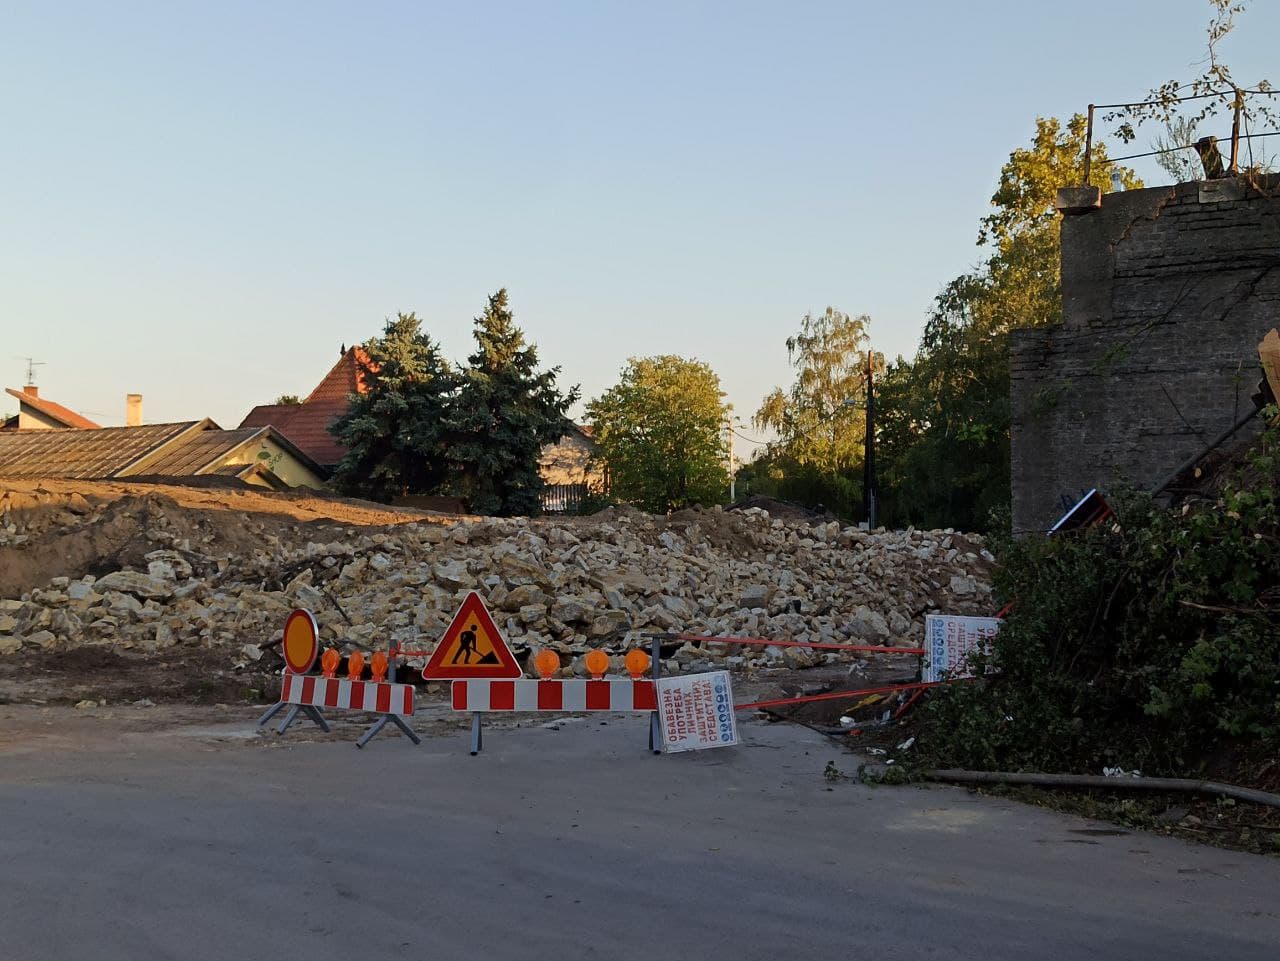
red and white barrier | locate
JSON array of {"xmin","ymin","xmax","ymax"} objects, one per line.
[
  {"xmin": 451, "ymin": 679, "xmax": 657, "ymax": 713},
  {"xmin": 281, "ymin": 674, "xmax": 415, "ymax": 717}
]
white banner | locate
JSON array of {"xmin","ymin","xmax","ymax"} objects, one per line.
[
  {"xmin": 923, "ymin": 615, "xmax": 1001, "ymax": 683},
  {"xmin": 655, "ymin": 671, "xmax": 738, "ymax": 753}
]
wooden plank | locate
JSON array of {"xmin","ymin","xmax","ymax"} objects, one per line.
[{"xmin": 1260, "ymin": 328, "xmax": 1280, "ymax": 413}]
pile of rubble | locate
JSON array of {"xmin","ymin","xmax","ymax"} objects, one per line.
[{"xmin": 0, "ymin": 486, "xmax": 994, "ymax": 677}]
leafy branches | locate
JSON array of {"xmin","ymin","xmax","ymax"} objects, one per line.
[
  {"xmin": 754, "ymin": 308, "xmax": 872, "ymax": 478},
  {"xmin": 875, "ymin": 117, "xmax": 1138, "ymax": 532},
  {"xmin": 587, "ymin": 356, "xmax": 730, "ymax": 513},
  {"xmin": 1105, "ymin": 1, "xmax": 1275, "ymax": 146},
  {"xmin": 916, "ymin": 424, "xmax": 1280, "ymax": 777}
]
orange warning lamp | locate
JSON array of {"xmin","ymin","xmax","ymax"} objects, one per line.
[
  {"xmin": 584, "ymin": 649, "xmax": 609, "ymax": 680},
  {"xmin": 625, "ymin": 648, "xmax": 650, "ymax": 680},
  {"xmin": 321, "ymin": 648, "xmax": 340, "ymax": 678},
  {"xmin": 534, "ymin": 649, "xmax": 560, "ymax": 679},
  {"xmin": 347, "ymin": 650, "xmax": 365, "ymax": 681},
  {"xmin": 370, "ymin": 651, "xmax": 389, "ymax": 683}
]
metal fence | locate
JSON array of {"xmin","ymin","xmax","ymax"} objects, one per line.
[
  {"xmin": 1084, "ymin": 86, "xmax": 1279, "ymax": 184},
  {"xmin": 541, "ymin": 482, "xmax": 589, "ymax": 514}
]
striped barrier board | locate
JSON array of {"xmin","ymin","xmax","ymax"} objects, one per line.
[
  {"xmin": 281, "ymin": 674, "xmax": 415, "ymax": 717},
  {"xmin": 452, "ymin": 679, "xmax": 657, "ymax": 713}
]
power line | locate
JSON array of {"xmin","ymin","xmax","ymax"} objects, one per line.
[{"xmin": 730, "ymin": 427, "xmax": 769, "ymax": 446}]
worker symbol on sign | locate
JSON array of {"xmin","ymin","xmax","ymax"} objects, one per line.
[
  {"xmin": 422, "ymin": 591, "xmax": 523, "ymax": 680},
  {"xmin": 450, "ymin": 624, "xmax": 500, "ymax": 665},
  {"xmin": 453, "ymin": 625, "xmax": 479, "ymax": 664}
]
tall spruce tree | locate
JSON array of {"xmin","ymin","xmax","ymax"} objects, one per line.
[
  {"xmin": 445, "ymin": 289, "xmax": 578, "ymax": 516},
  {"xmin": 329, "ymin": 313, "xmax": 455, "ymax": 502}
]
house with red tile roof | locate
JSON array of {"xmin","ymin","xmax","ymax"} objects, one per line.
[
  {"xmin": 239, "ymin": 346, "xmax": 371, "ymax": 469},
  {"xmin": 239, "ymin": 344, "xmax": 603, "ymax": 507},
  {"xmin": 2, "ymin": 385, "xmax": 101, "ymax": 431}
]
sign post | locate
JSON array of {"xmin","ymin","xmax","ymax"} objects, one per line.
[{"xmin": 421, "ymin": 591, "xmax": 523, "ymax": 754}]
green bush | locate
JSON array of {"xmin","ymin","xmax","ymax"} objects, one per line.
[{"xmin": 917, "ymin": 422, "xmax": 1280, "ymax": 776}]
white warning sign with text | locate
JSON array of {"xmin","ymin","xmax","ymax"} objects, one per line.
[
  {"xmin": 655, "ymin": 671, "xmax": 738, "ymax": 753},
  {"xmin": 923, "ymin": 614, "xmax": 1001, "ymax": 683}
]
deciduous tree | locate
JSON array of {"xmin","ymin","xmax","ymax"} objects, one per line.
[
  {"xmin": 877, "ymin": 117, "xmax": 1139, "ymax": 531},
  {"xmin": 587, "ymin": 356, "xmax": 729, "ymax": 513}
]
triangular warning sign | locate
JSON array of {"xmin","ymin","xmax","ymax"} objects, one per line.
[{"xmin": 422, "ymin": 591, "xmax": 523, "ymax": 680}]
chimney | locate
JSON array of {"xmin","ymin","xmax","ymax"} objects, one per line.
[
  {"xmin": 23, "ymin": 385, "xmax": 38, "ymax": 398},
  {"xmin": 126, "ymin": 393, "xmax": 143, "ymax": 427}
]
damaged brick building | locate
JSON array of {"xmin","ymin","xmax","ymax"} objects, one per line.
[{"xmin": 1011, "ymin": 175, "xmax": 1280, "ymax": 533}]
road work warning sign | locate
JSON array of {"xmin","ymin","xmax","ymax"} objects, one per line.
[
  {"xmin": 655, "ymin": 671, "xmax": 738, "ymax": 753},
  {"xmin": 922, "ymin": 614, "xmax": 1000, "ymax": 683},
  {"xmin": 422, "ymin": 591, "xmax": 523, "ymax": 680}
]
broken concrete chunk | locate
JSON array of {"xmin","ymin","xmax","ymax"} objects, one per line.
[
  {"xmin": 738, "ymin": 584, "xmax": 773, "ymax": 609},
  {"xmin": 95, "ymin": 570, "xmax": 173, "ymax": 600}
]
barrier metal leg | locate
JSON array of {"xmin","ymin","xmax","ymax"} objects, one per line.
[
  {"xmin": 257, "ymin": 701, "xmax": 286, "ymax": 727},
  {"xmin": 278, "ymin": 704, "xmax": 329, "ymax": 735},
  {"xmin": 391, "ymin": 715, "xmax": 422, "ymax": 745},
  {"xmin": 277, "ymin": 705, "xmax": 302, "ymax": 735},
  {"xmin": 303, "ymin": 705, "xmax": 330, "ymax": 732},
  {"xmin": 355, "ymin": 714, "xmax": 421, "ymax": 749},
  {"xmin": 470, "ymin": 712, "xmax": 483, "ymax": 755},
  {"xmin": 356, "ymin": 715, "xmax": 388, "ymax": 749}
]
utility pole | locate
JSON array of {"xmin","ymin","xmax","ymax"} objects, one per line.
[
  {"xmin": 725, "ymin": 416, "xmax": 736, "ymax": 502},
  {"xmin": 862, "ymin": 349, "xmax": 877, "ymax": 530}
]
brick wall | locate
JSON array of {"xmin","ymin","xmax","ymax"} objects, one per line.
[{"xmin": 1011, "ymin": 177, "xmax": 1280, "ymax": 532}]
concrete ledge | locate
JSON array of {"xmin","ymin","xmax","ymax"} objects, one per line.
[
  {"xmin": 1055, "ymin": 186, "xmax": 1103, "ymax": 215},
  {"xmin": 1198, "ymin": 178, "xmax": 1247, "ymax": 204}
]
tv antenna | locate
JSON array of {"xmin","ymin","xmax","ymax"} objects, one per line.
[{"xmin": 14, "ymin": 356, "xmax": 45, "ymax": 385}]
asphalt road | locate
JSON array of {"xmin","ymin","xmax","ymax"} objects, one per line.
[{"xmin": 2, "ymin": 709, "xmax": 1277, "ymax": 960}]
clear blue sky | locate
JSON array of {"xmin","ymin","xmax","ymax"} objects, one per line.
[{"xmin": 2, "ymin": 1, "xmax": 1276, "ymax": 437}]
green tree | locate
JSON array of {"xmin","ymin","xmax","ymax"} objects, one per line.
[
  {"xmin": 587, "ymin": 355, "xmax": 730, "ymax": 513},
  {"xmin": 329, "ymin": 313, "xmax": 455, "ymax": 502},
  {"xmin": 755, "ymin": 308, "xmax": 871, "ymax": 476},
  {"xmin": 877, "ymin": 117, "xmax": 1139, "ymax": 532},
  {"xmin": 445, "ymin": 289, "xmax": 578, "ymax": 516},
  {"xmin": 753, "ymin": 308, "xmax": 874, "ymax": 519},
  {"xmin": 274, "ymin": 394, "xmax": 302, "ymax": 406}
]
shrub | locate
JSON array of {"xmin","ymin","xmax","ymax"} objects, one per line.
[{"xmin": 917, "ymin": 421, "xmax": 1279, "ymax": 776}]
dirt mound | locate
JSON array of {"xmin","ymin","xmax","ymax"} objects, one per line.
[
  {"xmin": 727, "ymin": 495, "xmax": 839, "ymax": 525},
  {"xmin": 0, "ymin": 478, "xmax": 453, "ymax": 599},
  {"xmin": 1, "ymin": 477, "xmax": 996, "ymax": 706}
]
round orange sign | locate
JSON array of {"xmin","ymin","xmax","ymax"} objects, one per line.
[{"xmin": 282, "ymin": 609, "xmax": 319, "ymax": 675}]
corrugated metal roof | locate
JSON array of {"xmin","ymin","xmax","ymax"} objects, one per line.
[
  {"xmin": 139, "ymin": 426, "xmax": 261, "ymax": 476},
  {"xmin": 207, "ymin": 462, "xmax": 253, "ymax": 476},
  {"xmin": 0, "ymin": 423, "xmax": 197, "ymax": 478}
]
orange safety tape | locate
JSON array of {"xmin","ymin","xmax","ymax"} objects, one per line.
[
  {"xmin": 676, "ymin": 634, "xmax": 926, "ymax": 656},
  {"xmin": 734, "ymin": 680, "xmax": 942, "ymax": 712}
]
